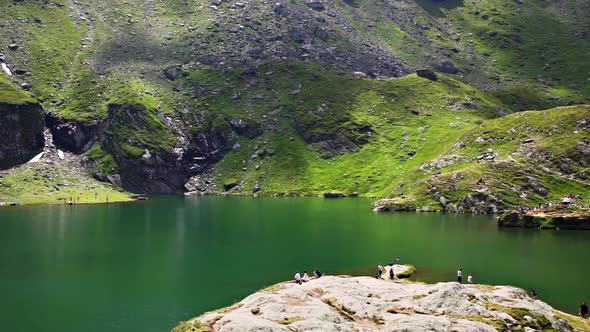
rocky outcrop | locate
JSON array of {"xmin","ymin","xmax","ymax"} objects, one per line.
[
  {"xmin": 173, "ymin": 273, "xmax": 588, "ymax": 332},
  {"xmin": 324, "ymin": 192, "xmax": 346, "ymax": 198},
  {"xmin": 45, "ymin": 113, "xmax": 100, "ymax": 153},
  {"xmin": 416, "ymin": 69, "xmax": 438, "ymax": 81},
  {"xmin": 97, "ymin": 103, "xmax": 188, "ymax": 194},
  {"xmin": 0, "ymin": 101, "xmax": 44, "ymax": 169},
  {"xmin": 498, "ymin": 208, "xmax": 590, "ymax": 230},
  {"xmin": 372, "ymin": 198, "xmax": 419, "ymax": 212}
]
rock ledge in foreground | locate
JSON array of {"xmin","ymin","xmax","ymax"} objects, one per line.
[{"xmin": 172, "ymin": 273, "xmax": 589, "ymax": 331}]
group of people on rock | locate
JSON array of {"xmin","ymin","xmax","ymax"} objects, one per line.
[
  {"xmin": 374, "ymin": 256, "xmax": 401, "ymax": 280},
  {"xmin": 513, "ymin": 193, "xmax": 587, "ymax": 213},
  {"xmin": 293, "ymin": 268, "xmax": 322, "ymax": 285},
  {"xmin": 456, "ymin": 268, "xmax": 474, "ymax": 284},
  {"xmin": 293, "ymin": 263, "xmax": 590, "ymax": 320}
]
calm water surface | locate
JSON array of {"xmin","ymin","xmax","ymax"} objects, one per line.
[{"xmin": 0, "ymin": 196, "xmax": 589, "ymax": 332}]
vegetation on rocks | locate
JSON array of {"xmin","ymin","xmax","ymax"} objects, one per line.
[{"xmin": 0, "ymin": 0, "xmax": 589, "ymax": 209}]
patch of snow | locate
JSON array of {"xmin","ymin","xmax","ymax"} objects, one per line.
[
  {"xmin": 1, "ymin": 63, "xmax": 12, "ymax": 76},
  {"xmin": 28, "ymin": 152, "xmax": 44, "ymax": 163}
]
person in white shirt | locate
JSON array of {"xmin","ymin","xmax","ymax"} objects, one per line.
[
  {"xmin": 302, "ymin": 271, "xmax": 310, "ymax": 282},
  {"xmin": 294, "ymin": 272, "xmax": 302, "ymax": 285},
  {"xmin": 457, "ymin": 268, "xmax": 463, "ymax": 283},
  {"xmin": 467, "ymin": 274, "xmax": 473, "ymax": 284}
]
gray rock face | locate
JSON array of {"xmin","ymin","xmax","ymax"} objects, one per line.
[
  {"xmin": 45, "ymin": 113, "xmax": 100, "ymax": 153},
  {"xmin": 306, "ymin": 2, "xmax": 326, "ymax": 11},
  {"xmin": 174, "ymin": 273, "xmax": 586, "ymax": 332},
  {"xmin": 437, "ymin": 61, "xmax": 458, "ymax": 74},
  {"xmin": 0, "ymin": 101, "xmax": 44, "ymax": 169},
  {"xmin": 164, "ymin": 66, "xmax": 180, "ymax": 81}
]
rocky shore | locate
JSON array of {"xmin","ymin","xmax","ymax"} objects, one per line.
[
  {"xmin": 172, "ymin": 266, "xmax": 589, "ymax": 332},
  {"xmin": 498, "ymin": 207, "xmax": 590, "ymax": 230}
]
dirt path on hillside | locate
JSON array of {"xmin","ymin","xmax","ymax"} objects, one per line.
[{"xmin": 143, "ymin": 0, "xmax": 153, "ymax": 37}]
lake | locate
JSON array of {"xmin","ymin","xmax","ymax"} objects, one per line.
[{"xmin": 0, "ymin": 196, "xmax": 588, "ymax": 332}]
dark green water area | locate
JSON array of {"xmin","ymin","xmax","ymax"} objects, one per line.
[{"xmin": 1, "ymin": 196, "xmax": 588, "ymax": 332}]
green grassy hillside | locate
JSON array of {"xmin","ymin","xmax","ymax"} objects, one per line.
[
  {"xmin": 193, "ymin": 63, "xmax": 506, "ymax": 196},
  {"xmin": 376, "ymin": 105, "xmax": 590, "ymax": 212},
  {"xmin": 0, "ymin": 0, "xmax": 589, "ymax": 208}
]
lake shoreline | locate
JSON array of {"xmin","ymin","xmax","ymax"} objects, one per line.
[{"xmin": 498, "ymin": 206, "xmax": 590, "ymax": 230}]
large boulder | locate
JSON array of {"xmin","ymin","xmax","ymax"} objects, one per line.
[
  {"xmin": 417, "ymin": 69, "xmax": 438, "ymax": 81},
  {"xmin": 437, "ymin": 61, "xmax": 458, "ymax": 74}
]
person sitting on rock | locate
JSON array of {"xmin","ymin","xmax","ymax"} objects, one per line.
[
  {"xmin": 580, "ymin": 301, "xmax": 588, "ymax": 318},
  {"xmin": 294, "ymin": 272, "xmax": 302, "ymax": 285},
  {"xmin": 467, "ymin": 274, "xmax": 473, "ymax": 284},
  {"xmin": 302, "ymin": 271, "xmax": 310, "ymax": 282},
  {"xmin": 530, "ymin": 288, "xmax": 537, "ymax": 299},
  {"xmin": 313, "ymin": 268, "xmax": 322, "ymax": 278}
]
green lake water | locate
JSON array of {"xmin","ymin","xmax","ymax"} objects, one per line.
[{"xmin": 1, "ymin": 196, "xmax": 589, "ymax": 332}]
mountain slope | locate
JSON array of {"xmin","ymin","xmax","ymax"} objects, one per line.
[
  {"xmin": 374, "ymin": 105, "xmax": 590, "ymax": 213},
  {"xmin": 0, "ymin": 0, "xmax": 589, "ymax": 208}
]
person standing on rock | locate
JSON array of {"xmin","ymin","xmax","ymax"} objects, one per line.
[
  {"xmin": 378, "ymin": 264, "xmax": 383, "ymax": 276},
  {"xmin": 294, "ymin": 272, "xmax": 302, "ymax": 285},
  {"xmin": 457, "ymin": 268, "xmax": 463, "ymax": 283},
  {"xmin": 389, "ymin": 267, "xmax": 395, "ymax": 280},
  {"xmin": 467, "ymin": 274, "xmax": 473, "ymax": 284},
  {"xmin": 580, "ymin": 301, "xmax": 588, "ymax": 318}
]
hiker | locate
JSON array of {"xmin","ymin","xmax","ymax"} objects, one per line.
[
  {"xmin": 467, "ymin": 274, "xmax": 473, "ymax": 284},
  {"xmin": 313, "ymin": 268, "xmax": 322, "ymax": 278},
  {"xmin": 530, "ymin": 288, "xmax": 537, "ymax": 299},
  {"xmin": 294, "ymin": 272, "xmax": 302, "ymax": 285},
  {"xmin": 302, "ymin": 271, "xmax": 310, "ymax": 282},
  {"xmin": 457, "ymin": 268, "xmax": 463, "ymax": 283},
  {"xmin": 389, "ymin": 267, "xmax": 395, "ymax": 280},
  {"xmin": 378, "ymin": 264, "xmax": 383, "ymax": 275},
  {"xmin": 580, "ymin": 302, "xmax": 588, "ymax": 318}
]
